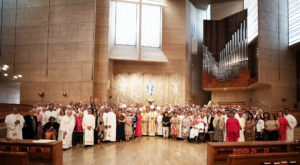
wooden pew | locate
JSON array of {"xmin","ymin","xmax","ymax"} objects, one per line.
[
  {"xmin": 207, "ymin": 141, "xmax": 300, "ymax": 165},
  {"xmin": 0, "ymin": 103, "xmax": 33, "ymax": 121},
  {"xmin": 0, "ymin": 139, "xmax": 62, "ymax": 165},
  {"xmin": 227, "ymin": 152, "xmax": 300, "ymax": 165},
  {"xmin": 0, "ymin": 151, "xmax": 29, "ymax": 165}
]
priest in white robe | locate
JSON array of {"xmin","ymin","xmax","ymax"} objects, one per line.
[
  {"xmin": 42, "ymin": 104, "xmax": 59, "ymax": 126},
  {"xmin": 284, "ymin": 109, "xmax": 298, "ymax": 141},
  {"xmin": 82, "ymin": 109, "xmax": 95, "ymax": 146},
  {"xmin": 58, "ymin": 110, "xmax": 75, "ymax": 149},
  {"xmin": 236, "ymin": 111, "xmax": 245, "ymax": 142},
  {"xmin": 157, "ymin": 110, "xmax": 163, "ymax": 136},
  {"xmin": 5, "ymin": 107, "xmax": 25, "ymax": 140},
  {"xmin": 103, "ymin": 108, "xmax": 116, "ymax": 142}
]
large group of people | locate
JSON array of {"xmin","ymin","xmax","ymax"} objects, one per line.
[{"xmin": 5, "ymin": 101, "xmax": 298, "ymax": 150}]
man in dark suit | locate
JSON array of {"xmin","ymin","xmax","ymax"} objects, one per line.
[{"xmin": 22, "ymin": 110, "xmax": 38, "ymax": 139}]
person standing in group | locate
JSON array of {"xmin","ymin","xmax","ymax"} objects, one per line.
[
  {"xmin": 82, "ymin": 109, "xmax": 96, "ymax": 146},
  {"xmin": 213, "ymin": 111, "xmax": 224, "ymax": 142},
  {"xmin": 103, "ymin": 108, "xmax": 117, "ymax": 142},
  {"xmin": 141, "ymin": 109, "xmax": 149, "ymax": 136},
  {"xmin": 264, "ymin": 114, "xmax": 279, "ymax": 141},
  {"xmin": 157, "ymin": 110, "xmax": 163, "ymax": 136},
  {"xmin": 236, "ymin": 110, "xmax": 245, "ymax": 142},
  {"xmin": 255, "ymin": 114, "xmax": 264, "ymax": 141},
  {"xmin": 170, "ymin": 112, "xmax": 180, "ymax": 140},
  {"xmin": 135, "ymin": 109, "xmax": 143, "ymax": 137},
  {"xmin": 226, "ymin": 111, "xmax": 241, "ymax": 142},
  {"xmin": 182, "ymin": 112, "xmax": 192, "ymax": 140},
  {"xmin": 116, "ymin": 111, "xmax": 126, "ymax": 142},
  {"xmin": 284, "ymin": 108, "xmax": 298, "ymax": 141},
  {"xmin": 5, "ymin": 107, "xmax": 25, "ymax": 140},
  {"xmin": 125, "ymin": 111, "xmax": 133, "ymax": 141},
  {"xmin": 148, "ymin": 106, "xmax": 157, "ymax": 136},
  {"xmin": 59, "ymin": 110, "xmax": 75, "ymax": 149},
  {"xmin": 96, "ymin": 112, "xmax": 105, "ymax": 143},
  {"xmin": 23, "ymin": 110, "xmax": 38, "ymax": 139},
  {"xmin": 244, "ymin": 112, "xmax": 256, "ymax": 141},
  {"xmin": 162, "ymin": 112, "xmax": 170, "ymax": 138},
  {"xmin": 277, "ymin": 111, "xmax": 289, "ymax": 141}
]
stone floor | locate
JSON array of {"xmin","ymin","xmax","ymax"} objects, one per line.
[{"xmin": 63, "ymin": 137, "xmax": 207, "ymax": 165}]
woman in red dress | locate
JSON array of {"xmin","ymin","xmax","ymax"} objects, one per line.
[
  {"xmin": 135, "ymin": 110, "xmax": 143, "ymax": 136},
  {"xmin": 277, "ymin": 111, "xmax": 288, "ymax": 141},
  {"xmin": 226, "ymin": 111, "xmax": 241, "ymax": 142}
]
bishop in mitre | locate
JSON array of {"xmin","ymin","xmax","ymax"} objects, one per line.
[
  {"xmin": 103, "ymin": 108, "xmax": 117, "ymax": 142},
  {"xmin": 82, "ymin": 109, "xmax": 96, "ymax": 146},
  {"xmin": 5, "ymin": 107, "xmax": 25, "ymax": 139},
  {"xmin": 148, "ymin": 105, "xmax": 157, "ymax": 136},
  {"xmin": 59, "ymin": 110, "xmax": 75, "ymax": 149}
]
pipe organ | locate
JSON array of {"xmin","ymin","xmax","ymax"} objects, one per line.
[{"xmin": 203, "ymin": 10, "xmax": 248, "ymax": 82}]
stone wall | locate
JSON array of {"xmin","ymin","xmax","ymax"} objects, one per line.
[{"xmin": 0, "ymin": 0, "xmax": 96, "ymax": 104}]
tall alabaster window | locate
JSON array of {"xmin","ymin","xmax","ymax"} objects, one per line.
[
  {"xmin": 115, "ymin": 0, "xmax": 162, "ymax": 48},
  {"xmin": 289, "ymin": 0, "xmax": 300, "ymax": 46},
  {"xmin": 244, "ymin": 0, "xmax": 258, "ymax": 43}
]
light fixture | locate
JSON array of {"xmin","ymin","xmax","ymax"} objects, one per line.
[
  {"xmin": 18, "ymin": 74, "xmax": 22, "ymax": 78},
  {"xmin": 63, "ymin": 92, "xmax": 67, "ymax": 97},
  {"xmin": 13, "ymin": 75, "xmax": 18, "ymax": 79},
  {"xmin": 3, "ymin": 73, "xmax": 8, "ymax": 76}
]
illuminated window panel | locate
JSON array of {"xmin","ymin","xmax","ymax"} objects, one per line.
[
  {"xmin": 289, "ymin": 0, "xmax": 300, "ymax": 46},
  {"xmin": 244, "ymin": 0, "xmax": 258, "ymax": 43}
]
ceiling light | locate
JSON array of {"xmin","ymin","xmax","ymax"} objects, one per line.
[
  {"xmin": 3, "ymin": 73, "xmax": 8, "ymax": 76},
  {"xmin": 18, "ymin": 74, "xmax": 22, "ymax": 78},
  {"xmin": 13, "ymin": 75, "xmax": 18, "ymax": 79}
]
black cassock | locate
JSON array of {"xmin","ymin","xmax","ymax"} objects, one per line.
[{"xmin": 22, "ymin": 115, "xmax": 38, "ymax": 139}]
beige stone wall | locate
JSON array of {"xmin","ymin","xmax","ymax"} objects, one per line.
[
  {"xmin": 257, "ymin": 0, "xmax": 297, "ymax": 110},
  {"xmin": 210, "ymin": 0, "xmax": 243, "ymax": 20},
  {"xmin": 94, "ymin": 0, "xmax": 109, "ymax": 103},
  {"xmin": 1, "ymin": 0, "xmax": 96, "ymax": 104}
]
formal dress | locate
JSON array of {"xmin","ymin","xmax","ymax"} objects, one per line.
[
  {"xmin": 135, "ymin": 114, "xmax": 142, "ymax": 136},
  {"xmin": 116, "ymin": 115, "xmax": 125, "ymax": 141},
  {"xmin": 170, "ymin": 117, "xmax": 180, "ymax": 136},
  {"xmin": 22, "ymin": 115, "xmax": 38, "ymax": 139},
  {"xmin": 213, "ymin": 116, "xmax": 224, "ymax": 142},
  {"xmin": 125, "ymin": 116, "xmax": 133, "ymax": 140},
  {"xmin": 226, "ymin": 118, "xmax": 240, "ymax": 142},
  {"xmin": 278, "ymin": 117, "xmax": 288, "ymax": 141}
]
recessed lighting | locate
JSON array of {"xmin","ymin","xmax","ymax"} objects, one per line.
[
  {"xmin": 3, "ymin": 73, "xmax": 8, "ymax": 76},
  {"xmin": 3, "ymin": 64, "xmax": 9, "ymax": 68},
  {"xmin": 13, "ymin": 75, "xmax": 18, "ymax": 79},
  {"xmin": 18, "ymin": 74, "xmax": 22, "ymax": 78}
]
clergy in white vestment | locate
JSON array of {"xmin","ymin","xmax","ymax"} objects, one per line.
[
  {"xmin": 178, "ymin": 111, "xmax": 184, "ymax": 138},
  {"xmin": 58, "ymin": 110, "xmax": 75, "ymax": 149},
  {"xmin": 157, "ymin": 110, "xmax": 163, "ymax": 136},
  {"xmin": 236, "ymin": 111, "xmax": 245, "ymax": 142},
  {"xmin": 284, "ymin": 108, "xmax": 298, "ymax": 141},
  {"xmin": 5, "ymin": 107, "xmax": 25, "ymax": 140},
  {"xmin": 103, "ymin": 108, "xmax": 116, "ymax": 142},
  {"xmin": 82, "ymin": 109, "xmax": 96, "ymax": 146}
]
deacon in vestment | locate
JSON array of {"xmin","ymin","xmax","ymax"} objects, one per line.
[
  {"xmin": 284, "ymin": 109, "xmax": 298, "ymax": 141},
  {"xmin": 236, "ymin": 111, "xmax": 245, "ymax": 142},
  {"xmin": 103, "ymin": 108, "xmax": 117, "ymax": 141},
  {"xmin": 5, "ymin": 107, "xmax": 25, "ymax": 140},
  {"xmin": 58, "ymin": 110, "xmax": 75, "ymax": 149},
  {"xmin": 148, "ymin": 105, "xmax": 157, "ymax": 136},
  {"xmin": 141, "ymin": 109, "xmax": 149, "ymax": 135},
  {"xmin": 82, "ymin": 109, "xmax": 96, "ymax": 146}
]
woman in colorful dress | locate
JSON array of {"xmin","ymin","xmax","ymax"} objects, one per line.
[
  {"xmin": 277, "ymin": 111, "xmax": 288, "ymax": 141},
  {"xmin": 170, "ymin": 112, "xmax": 180, "ymax": 140},
  {"xmin": 213, "ymin": 111, "xmax": 224, "ymax": 142},
  {"xmin": 244, "ymin": 111, "xmax": 256, "ymax": 141},
  {"xmin": 135, "ymin": 110, "xmax": 143, "ymax": 137},
  {"xmin": 125, "ymin": 111, "xmax": 133, "ymax": 141}
]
